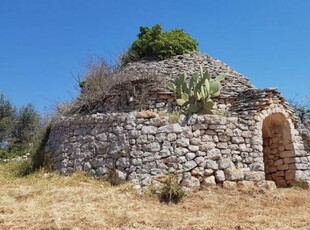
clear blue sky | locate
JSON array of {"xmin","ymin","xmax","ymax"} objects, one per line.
[{"xmin": 1, "ymin": 0, "xmax": 309, "ymax": 114}]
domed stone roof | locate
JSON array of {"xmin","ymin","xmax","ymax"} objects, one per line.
[{"xmin": 122, "ymin": 51, "xmax": 255, "ymax": 98}]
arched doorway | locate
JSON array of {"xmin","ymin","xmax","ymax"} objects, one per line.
[{"xmin": 262, "ymin": 113, "xmax": 295, "ymax": 187}]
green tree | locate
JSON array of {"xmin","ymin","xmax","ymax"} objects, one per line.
[
  {"xmin": 290, "ymin": 96, "xmax": 310, "ymax": 128},
  {"xmin": 122, "ymin": 24, "xmax": 198, "ymax": 64},
  {"xmin": 0, "ymin": 93, "xmax": 16, "ymax": 149},
  {"xmin": 12, "ymin": 104, "xmax": 41, "ymax": 152}
]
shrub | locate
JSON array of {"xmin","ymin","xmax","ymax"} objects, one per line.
[
  {"xmin": 122, "ymin": 24, "xmax": 198, "ymax": 64},
  {"xmin": 289, "ymin": 97, "xmax": 310, "ymax": 128},
  {"xmin": 159, "ymin": 173, "xmax": 185, "ymax": 204},
  {"xmin": 59, "ymin": 58, "xmax": 163, "ymax": 115}
]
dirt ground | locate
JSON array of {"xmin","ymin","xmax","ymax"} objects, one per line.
[{"xmin": 0, "ymin": 162, "xmax": 309, "ymax": 230}]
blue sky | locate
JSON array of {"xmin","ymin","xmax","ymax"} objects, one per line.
[{"xmin": 1, "ymin": 0, "xmax": 309, "ymax": 113}]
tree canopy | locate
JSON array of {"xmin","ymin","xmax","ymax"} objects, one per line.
[{"xmin": 122, "ymin": 24, "xmax": 198, "ymax": 64}]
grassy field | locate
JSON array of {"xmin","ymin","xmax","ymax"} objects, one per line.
[{"xmin": 0, "ymin": 162, "xmax": 310, "ymax": 230}]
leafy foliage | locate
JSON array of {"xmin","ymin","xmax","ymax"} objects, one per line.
[
  {"xmin": 290, "ymin": 96, "xmax": 310, "ymax": 128},
  {"xmin": 159, "ymin": 173, "xmax": 185, "ymax": 204},
  {"xmin": 0, "ymin": 94, "xmax": 16, "ymax": 148},
  {"xmin": 122, "ymin": 24, "xmax": 198, "ymax": 63},
  {"xmin": 166, "ymin": 66, "xmax": 225, "ymax": 114},
  {"xmin": 0, "ymin": 93, "xmax": 42, "ymax": 159},
  {"xmin": 12, "ymin": 104, "xmax": 41, "ymax": 152}
]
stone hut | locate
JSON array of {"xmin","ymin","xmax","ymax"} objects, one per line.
[{"xmin": 45, "ymin": 52, "xmax": 310, "ymax": 190}]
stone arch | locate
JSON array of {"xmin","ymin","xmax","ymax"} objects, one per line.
[{"xmin": 262, "ymin": 112, "xmax": 295, "ymax": 187}]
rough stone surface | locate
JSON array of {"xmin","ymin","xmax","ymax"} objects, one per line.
[{"xmin": 45, "ymin": 51, "xmax": 310, "ymax": 191}]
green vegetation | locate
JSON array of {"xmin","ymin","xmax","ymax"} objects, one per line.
[
  {"xmin": 290, "ymin": 96, "xmax": 310, "ymax": 128},
  {"xmin": 0, "ymin": 92, "xmax": 49, "ymax": 172},
  {"xmin": 166, "ymin": 66, "xmax": 225, "ymax": 114},
  {"xmin": 122, "ymin": 24, "xmax": 198, "ymax": 64},
  {"xmin": 158, "ymin": 173, "xmax": 185, "ymax": 204}
]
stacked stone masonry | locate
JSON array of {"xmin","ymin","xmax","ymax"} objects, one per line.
[
  {"xmin": 46, "ymin": 51, "xmax": 310, "ymax": 190},
  {"xmin": 46, "ymin": 106, "xmax": 310, "ymax": 190}
]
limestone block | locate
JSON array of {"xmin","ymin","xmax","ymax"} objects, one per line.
[
  {"xmin": 185, "ymin": 152, "xmax": 196, "ymax": 161},
  {"xmin": 218, "ymin": 158, "xmax": 234, "ymax": 170},
  {"xmin": 157, "ymin": 124, "xmax": 182, "ymax": 134},
  {"xmin": 255, "ymin": 180, "xmax": 276, "ymax": 190},
  {"xmin": 244, "ymin": 171, "xmax": 264, "ymax": 181},
  {"xmin": 202, "ymin": 176, "xmax": 216, "ymax": 187},
  {"xmin": 167, "ymin": 133, "xmax": 177, "ymax": 141},
  {"xmin": 190, "ymin": 138, "xmax": 202, "ymax": 145},
  {"xmin": 110, "ymin": 169, "xmax": 127, "ymax": 185},
  {"xmin": 129, "ymin": 130, "xmax": 140, "ymax": 138},
  {"xmin": 223, "ymin": 181, "xmax": 237, "ymax": 190},
  {"xmin": 116, "ymin": 157, "xmax": 131, "ymax": 168},
  {"xmin": 199, "ymin": 142, "xmax": 216, "ymax": 151},
  {"xmin": 137, "ymin": 135, "xmax": 148, "ymax": 144},
  {"xmin": 217, "ymin": 142, "xmax": 228, "ymax": 149},
  {"xmin": 277, "ymin": 164, "xmax": 289, "ymax": 171},
  {"xmin": 175, "ymin": 147, "xmax": 189, "ymax": 156},
  {"xmin": 195, "ymin": 156, "xmax": 205, "ymax": 166},
  {"xmin": 136, "ymin": 111, "xmax": 157, "ymax": 119},
  {"xmin": 218, "ymin": 135, "xmax": 230, "ymax": 142},
  {"xmin": 96, "ymin": 133, "xmax": 107, "ymax": 141},
  {"xmin": 250, "ymin": 162, "xmax": 264, "ymax": 171},
  {"xmin": 231, "ymin": 136, "xmax": 245, "ymax": 144},
  {"xmin": 283, "ymin": 157, "xmax": 298, "ymax": 164},
  {"xmin": 224, "ymin": 168, "xmax": 244, "ymax": 181},
  {"xmin": 285, "ymin": 143, "xmax": 294, "ymax": 151},
  {"xmin": 285, "ymin": 170, "xmax": 295, "ymax": 180},
  {"xmin": 95, "ymin": 167, "xmax": 108, "ymax": 176},
  {"xmin": 159, "ymin": 149, "xmax": 171, "ymax": 158},
  {"xmin": 197, "ymin": 151, "xmax": 207, "ymax": 157},
  {"xmin": 188, "ymin": 145, "xmax": 199, "ymax": 152},
  {"xmin": 294, "ymin": 163, "xmax": 309, "ymax": 170},
  {"xmin": 181, "ymin": 176, "xmax": 200, "ymax": 191},
  {"xmin": 206, "ymin": 149, "xmax": 222, "ymax": 160},
  {"xmin": 131, "ymin": 158, "xmax": 142, "ymax": 166},
  {"xmin": 276, "ymin": 171, "xmax": 285, "ymax": 178},
  {"xmin": 205, "ymin": 160, "xmax": 218, "ymax": 170},
  {"xmin": 155, "ymin": 133, "xmax": 167, "ymax": 142},
  {"xmin": 142, "ymin": 142, "xmax": 161, "ymax": 152},
  {"xmin": 192, "ymin": 123, "xmax": 208, "ymax": 131},
  {"xmin": 201, "ymin": 135, "xmax": 213, "ymax": 142},
  {"xmin": 215, "ymin": 170, "xmax": 225, "ymax": 182},
  {"xmin": 192, "ymin": 129, "xmax": 201, "ymax": 137},
  {"xmin": 191, "ymin": 168, "xmax": 204, "ymax": 177},
  {"xmin": 204, "ymin": 169, "xmax": 214, "ymax": 176},
  {"xmin": 274, "ymin": 159, "xmax": 284, "ymax": 167},
  {"xmin": 129, "ymin": 150, "xmax": 144, "ymax": 158},
  {"xmin": 83, "ymin": 162, "xmax": 92, "ymax": 171},
  {"xmin": 183, "ymin": 160, "xmax": 197, "ymax": 171},
  {"xmin": 176, "ymin": 137, "xmax": 190, "ymax": 147},
  {"xmin": 280, "ymin": 151, "xmax": 295, "ymax": 158}
]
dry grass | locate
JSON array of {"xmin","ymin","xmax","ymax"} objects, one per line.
[{"xmin": 0, "ymin": 162, "xmax": 310, "ymax": 230}]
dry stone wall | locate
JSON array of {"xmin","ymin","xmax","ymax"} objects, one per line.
[
  {"xmin": 122, "ymin": 51, "xmax": 255, "ymax": 98},
  {"xmin": 46, "ymin": 51, "xmax": 310, "ymax": 190},
  {"xmin": 45, "ymin": 108, "xmax": 310, "ymax": 190}
]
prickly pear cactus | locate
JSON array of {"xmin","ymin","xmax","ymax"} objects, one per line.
[{"xmin": 166, "ymin": 66, "xmax": 225, "ymax": 114}]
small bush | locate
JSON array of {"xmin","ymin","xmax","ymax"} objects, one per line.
[
  {"xmin": 15, "ymin": 160, "xmax": 34, "ymax": 177},
  {"xmin": 122, "ymin": 24, "xmax": 198, "ymax": 64},
  {"xmin": 159, "ymin": 173, "xmax": 185, "ymax": 204}
]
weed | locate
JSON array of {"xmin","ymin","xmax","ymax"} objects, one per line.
[{"xmin": 158, "ymin": 172, "xmax": 185, "ymax": 204}]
